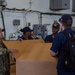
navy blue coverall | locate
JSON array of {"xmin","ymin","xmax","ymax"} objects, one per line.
[{"xmin": 51, "ymin": 28, "xmax": 75, "ymax": 75}]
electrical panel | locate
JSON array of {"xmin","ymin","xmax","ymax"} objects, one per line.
[
  {"xmin": 0, "ymin": 0, "xmax": 5, "ymax": 6},
  {"xmin": 33, "ymin": 24, "xmax": 47, "ymax": 39},
  {"xmin": 50, "ymin": 0, "xmax": 70, "ymax": 10},
  {"xmin": 13, "ymin": 19, "xmax": 20, "ymax": 26},
  {"xmin": 72, "ymin": 0, "xmax": 75, "ymax": 12},
  {"xmin": 0, "ymin": 0, "xmax": 5, "ymax": 2},
  {"xmin": 33, "ymin": 25, "xmax": 42, "ymax": 35}
]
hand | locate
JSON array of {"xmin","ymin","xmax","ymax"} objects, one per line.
[
  {"xmin": 31, "ymin": 33, "xmax": 36, "ymax": 38},
  {"xmin": 18, "ymin": 38, "xmax": 23, "ymax": 42},
  {"xmin": 11, "ymin": 49, "xmax": 19, "ymax": 53},
  {"xmin": 10, "ymin": 53, "xmax": 16, "ymax": 62},
  {"xmin": 0, "ymin": 28, "xmax": 4, "ymax": 38}
]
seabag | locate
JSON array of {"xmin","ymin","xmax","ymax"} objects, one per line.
[{"xmin": 62, "ymin": 31, "xmax": 75, "ymax": 72}]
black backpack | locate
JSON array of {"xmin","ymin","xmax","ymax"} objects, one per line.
[{"xmin": 62, "ymin": 31, "xmax": 75, "ymax": 72}]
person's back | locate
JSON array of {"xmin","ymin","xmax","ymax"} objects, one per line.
[{"xmin": 50, "ymin": 14, "xmax": 75, "ymax": 75}]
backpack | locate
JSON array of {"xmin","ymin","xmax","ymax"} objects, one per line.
[{"xmin": 62, "ymin": 31, "xmax": 75, "ymax": 72}]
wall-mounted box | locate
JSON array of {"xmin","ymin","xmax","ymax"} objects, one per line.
[
  {"xmin": 33, "ymin": 24, "xmax": 47, "ymax": 39},
  {"xmin": 72, "ymin": 0, "xmax": 75, "ymax": 12},
  {"xmin": 13, "ymin": 19, "xmax": 20, "ymax": 26},
  {"xmin": 33, "ymin": 25, "xmax": 42, "ymax": 35},
  {"xmin": 0, "ymin": 0, "xmax": 5, "ymax": 2},
  {"xmin": 33, "ymin": 24, "xmax": 47, "ymax": 35},
  {"xmin": 50, "ymin": 0, "xmax": 70, "ymax": 10},
  {"xmin": 0, "ymin": 0, "xmax": 5, "ymax": 6}
]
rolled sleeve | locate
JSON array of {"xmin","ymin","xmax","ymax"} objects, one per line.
[{"xmin": 50, "ymin": 34, "xmax": 61, "ymax": 53}]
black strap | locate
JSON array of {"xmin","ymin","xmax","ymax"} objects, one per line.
[
  {"xmin": 62, "ymin": 31, "xmax": 75, "ymax": 39},
  {"xmin": 72, "ymin": 31, "xmax": 75, "ymax": 37},
  {"xmin": 62, "ymin": 31, "xmax": 69, "ymax": 39}
]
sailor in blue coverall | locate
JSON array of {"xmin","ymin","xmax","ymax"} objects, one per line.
[
  {"xmin": 50, "ymin": 14, "xmax": 75, "ymax": 75},
  {"xmin": 44, "ymin": 21, "xmax": 60, "ymax": 43},
  {"xmin": 18, "ymin": 27, "xmax": 38, "ymax": 40}
]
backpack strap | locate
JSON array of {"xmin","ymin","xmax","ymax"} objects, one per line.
[
  {"xmin": 62, "ymin": 31, "xmax": 75, "ymax": 39},
  {"xmin": 72, "ymin": 31, "xmax": 75, "ymax": 37},
  {"xmin": 62, "ymin": 31, "xmax": 69, "ymax": 39}
]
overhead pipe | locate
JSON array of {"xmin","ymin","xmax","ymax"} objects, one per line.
[
  {"xmin": 4, "ymin": 8, "xmax": 75, "ymax": 16},
  {"xmin": 1, "ymin": 12, "xmax": 6, "ymax": 38},
  {"xmin": 41, "ymin": 12, "xmax": 75, "ymax": 16}
]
